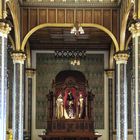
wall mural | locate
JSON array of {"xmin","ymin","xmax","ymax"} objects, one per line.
[{"xmin": 36, "ymin": 53, "xmax": 104, "ymax": 129}]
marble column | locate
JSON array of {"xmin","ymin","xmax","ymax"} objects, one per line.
[
  {"xmin": 105, "ymin": 69, "xmax": 114, "ymax": 140},
  {"xmin": 0, "ymin": 22, "xmax": 11, "ymax": 140},
  {"xmin": 114, "ymin": 52, "xmax": 129, "ymax": 140},
  {"xmin": 11, "ymin": 52, "xmax": 26, "ymax": 140},
  {"xmin": 129, "ymin": 22, "xmax": 140, "ymax": 140},
  {"xmin": 26, "ymin": 68, "xmax": 35, "ymax": 140}
]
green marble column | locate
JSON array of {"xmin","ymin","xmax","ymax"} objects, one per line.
[
  {"xmin": 105, "ymin": 69, "xmax": 114, "ymax": 140},
  {"xmin": 114, "ymin": 52, "xmax": 129, "ymax": 140},
  {"xmin": 129, "ymin": 22, "xmax": 140, "ymax": 140},
  {"xmin": 11, "ymin": 52, "xmax": 26, "ymax": 140},
  {"xmin": 26, "ymin": 68, "xmax": 35, "ymax": 140},
  {"xmin": 0, "ymin": 22, "xmax": 10, "ymax": 140}
]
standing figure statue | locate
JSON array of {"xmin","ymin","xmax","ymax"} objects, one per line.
[
  {"xmin": 78, "ymin": 94, "xmax": 84, "ymax": 118},
  {"xmin": 56, "ymin": 94, "xmax": 63, "ymax": 119},
  {"xmin": 67, "ymin": 91, "xmax": 75, "ymax": 118}
]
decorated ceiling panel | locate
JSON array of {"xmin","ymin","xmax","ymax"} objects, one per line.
[
  {"xmin": 21, "ymin": 0, "xmax": 120, "ymax": 7},
  {"xmin": 23, "ymin": 0, "xmax": 118, "ymax": 3}
]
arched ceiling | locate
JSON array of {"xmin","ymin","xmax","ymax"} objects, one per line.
[{"xmin": 29, "ymin": 27, "xmax": 112, "ymax": 50}]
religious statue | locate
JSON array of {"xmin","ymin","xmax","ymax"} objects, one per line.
[
  {"xmin": 66, "ymin": 91, "xmax": 75, "ymax": 118},
  {"xmin": 56, "ymin": 94, "xmax": 64, "ymax": 119},
  {"xmin": 78, "ymin": 94, "xmax": 84, "ymax": 118}
]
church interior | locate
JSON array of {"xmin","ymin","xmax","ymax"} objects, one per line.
[{"xmin": 0, "ymin": 0, "xmax": 140, "ymax": 140}]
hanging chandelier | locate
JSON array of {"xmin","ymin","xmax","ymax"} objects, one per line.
[
  {"xmin": 70, "ymin": 22, "xmax": 84, "ymax": 36},
  {"xmin": 70, "ymin": 58, "xmax": 80, "ymax": 66}
]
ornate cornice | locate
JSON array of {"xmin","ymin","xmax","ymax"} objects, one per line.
[
  {"xmin": 26, "ymin": 68, "xmax": 36, "ymax": 77},
  {"xmin": 129, "ymin": 22, "xmax": 140, "ymax": 37},
  {"xmin": 21, "ymin": 1, "xmax": 119, "ymax": 8},
  {"xmin": 114, "ymin": 52, "xmax": 129, "ymax": 64},
  {"xmin": 0, "ymin": 22, "xmax": 11, "ymax": 35},
  {"xmin": 11, "ymin": 52, "xmax": 26, "ymax": 63},
  {"xmin": 105, "ymin": 69, "xmax": 114, "ymax": 79}
]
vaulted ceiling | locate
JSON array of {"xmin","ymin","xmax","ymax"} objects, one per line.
[{"xmin": 29, "ymin": 27, "xmax": 112, "ymax": 50}]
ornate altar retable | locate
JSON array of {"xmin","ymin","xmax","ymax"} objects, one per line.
[{"xmin": 39, "ymin": 70, "xmax": 102, "ymax": 140}]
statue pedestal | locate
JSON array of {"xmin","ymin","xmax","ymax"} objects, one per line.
[
  {"xmin": 39, "ymin": 132, "xmax": 101, "ymax": 140},
  {"xmin": 39, "ymin": 119, "xmax": 101, "ymax": 140},
  {"xmin": 47, "ymin": 119, "xmax": 94, "ymax": 132},
  {"xmin": 39, "ymin": 131, "xmax": 101, "ymax": 140}
]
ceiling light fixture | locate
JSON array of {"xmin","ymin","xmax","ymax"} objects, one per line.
[
  {"xmin": 70, "ymin": 58, "xmax": 80, "ymax": 66},
  {"xmin": 70, "ymin": 21, "xmax": 84, "ymax": 36}
]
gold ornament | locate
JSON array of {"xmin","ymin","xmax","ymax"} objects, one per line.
[
  {"xmin": 105, "ymin": 70, "xmax": 114, "ymax": 79},
  {"xmin": 3, "ymin": 11, "xmax": 7, "ymax": 19},
  {"xmin": 11, "ymin": 52, "xmax": 26, "ymax": 63},
  {"xmin": 114, "ymin": 53, "xmax": 129, "ymax": 64},
  {"xmin": 129, "ymin": 22, "xmax": 140, "ymax": 37},
  {"xmin": 0, "ymin": 22, "xmax": 11, "ymax": 35},
  {"xmin": 26, "ymin": 68, "xmax": 36, "ymax": 77}
]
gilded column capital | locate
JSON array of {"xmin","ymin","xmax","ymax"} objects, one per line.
[
  {"xmin": 26, "ymin": 68, "xmax": 36, "ymax": 78},
  {"xmin": 105, "ymin": 69, "xmax": 114, "ymax": 79},
  {"xmin": 129, "ymin": 22, "xmax": 140, "ymax": 37},
  {"xmin": 3, "ymin": 11, "xmax": 7, "ymax": 19},
  {"xmin": 114, "ymin": 52, "xmax": 129, "ymax": 64},
  {"xmin": 0, "ymin": 22, "xmax": 11, "ymax": 35},
  {"xmin": 11, "ymin": 52, "xmax": 26, "ymax": 64}
]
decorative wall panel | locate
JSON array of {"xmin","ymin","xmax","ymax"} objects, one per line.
[
  {"xmin": 22, "ymin": 9, "xmax": 28, "ymax": 37},
  {"xmin": 39, "ymin": 9, "xmax": 47, "ymax": 24},
  {"xmin": 66, "ymin": 9, "xmax": 74, "ymax": 23},
  {"xmin": 57, "ymin": 9, "xmax": 65, "ymax": 23},
  {"xmin": 84, "ymin": 9, "xmax": 92, "ymax": 23},
  {"xmin": 30, "ymin": 9, "xmax": 37, "ymax": 29},
  {"xmin": 112, "ymin": 9, "xmax": 119, "ymax": 40},
  {"xmin": 36, "ymin": 53, "xmax": 104, "ymax": 129},
  {"xmin": 103, "ymin": 9, "xmax": 111, "ymax": 30},
  {"xmin": 21, "ymin": 7, "xmax": 119, "ymax": 40}
]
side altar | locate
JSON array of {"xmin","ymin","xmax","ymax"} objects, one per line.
[{"xmin": 39, "ymin": 70, "xmax": 102, "ymax": 140}]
